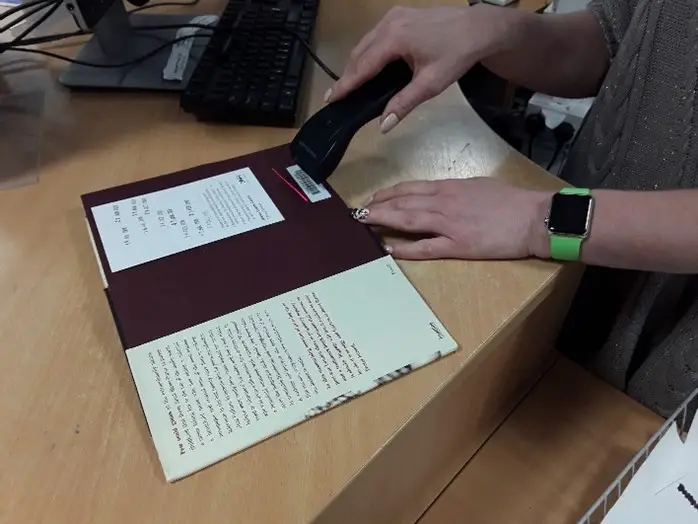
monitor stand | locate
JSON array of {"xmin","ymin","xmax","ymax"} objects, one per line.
[{"xmin": 59, "ymin": 1, "xmax": 214, "ymax": 91}]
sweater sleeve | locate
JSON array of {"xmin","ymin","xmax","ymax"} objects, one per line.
[{"xmin": 587, "ymin": 0, "xmax": 636, "ymax": 58}]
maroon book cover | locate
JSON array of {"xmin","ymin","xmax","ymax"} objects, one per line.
[{"xmin": 81, "ymin": 144, "xmax": 385, "ymax": 350}]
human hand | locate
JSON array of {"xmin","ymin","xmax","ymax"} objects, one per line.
[
  {"xmin": 356, "ymin": 178, "xmax": 552, "ymax": 260},
  {"xmin": 325, "ymin": 5, "xmax": 510, "ymax": 133}
]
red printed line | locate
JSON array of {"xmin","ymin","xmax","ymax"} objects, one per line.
[{"xmin": 271, "ymin": 167, "xmax": 308, "ymax": 203}]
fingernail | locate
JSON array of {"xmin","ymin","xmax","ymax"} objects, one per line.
[
  {"xmin": 380, "ymin": 113, "xmax": 399, "ymax": 134},
  {"xmin": 323, "ymin": 88, "xmax": 332, "ymax": 103},
  {"xmin": 384, "ymin": 244, "xmax": 394, "ymax": 254}
]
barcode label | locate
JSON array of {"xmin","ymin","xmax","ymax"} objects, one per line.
[{"xmin": 286, "ymin": 165, "xmax": 331, "ymax": 203}]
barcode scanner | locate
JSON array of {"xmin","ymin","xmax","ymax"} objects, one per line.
[{"xmin": 290, "ymin": 59, "xmax": 414, "ymax": 184}]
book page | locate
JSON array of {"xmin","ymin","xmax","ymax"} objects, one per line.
[
  {"xmin": 125, "ymin": 255, "xmax": 457, "ymax": 481},
  {"xmin": 90, "ymin": 168, "xmax": 283, "ymax": 273}
]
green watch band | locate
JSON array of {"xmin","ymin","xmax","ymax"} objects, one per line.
[
  {"xmin": 550, "ymin": 234, "xmax": 584, "ymax": 261},
  {"xmin": 549, "ymin": 187, "xmax": 592, "ymax": 262},
  {"xmin": 558, "ymin": 187, "xmax": 591, "ymax": 196}
]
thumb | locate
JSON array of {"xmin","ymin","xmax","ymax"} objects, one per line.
[{"xmin": 379, "ymin": 69, "xmax": 443, "ymax": 134}]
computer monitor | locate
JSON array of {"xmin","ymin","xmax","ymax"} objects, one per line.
[{"xmin": 59, "ymin": 0, "xmax": 214, "ymax": 91}]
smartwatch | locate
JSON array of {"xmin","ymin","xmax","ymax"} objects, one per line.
[{"xmin": 545, "ymin": 187, "xmax": 594, "ymax": 261}]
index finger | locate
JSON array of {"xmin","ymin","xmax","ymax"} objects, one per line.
[{"xmin": 328, "ymin": 43, "xmax": 399, "ymax": 103}]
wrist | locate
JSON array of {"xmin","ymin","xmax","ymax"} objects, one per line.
[
  {"xmin": 468, "ymin": 3, "xmax": 538, "ymax": 59},
  {"xmin": 526, "ymin": 189, "xmax": 554, "ymax": 259},
  {"xmin": 468, "ymin": 3, "xmax": 527, "ymax": 58}
]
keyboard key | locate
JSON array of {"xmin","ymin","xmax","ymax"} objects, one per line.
[
  {"xmin": 287, "ymin": 6, "xmax": 301, "ymax": 22},
  {"xmin": 279, "ymin": 96, "xmax": 294, "ymax": 112},
  {"xmin": 228, "ymin": 92, "xmax": 244, "ymax": 106},
  {"xmin": 245, "ymin": 91, "xmax": 261, "ymax": 109}
]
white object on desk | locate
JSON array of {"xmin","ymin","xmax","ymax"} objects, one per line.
[
  {"xmin": 528, "ymin": 92, "xmax": 594, "ymax": 131},
  {"xmin": 600, "ymin": 422, "xmax": 687, "ymax": 523},
  {"xmin": 578, "ymin": 388, "xmax": 698, "ymax": 524}
]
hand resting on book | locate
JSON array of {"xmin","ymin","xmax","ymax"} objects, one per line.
[{"xmin": 356, "ymin": 177, "xmax": 548, "ymax": 261}]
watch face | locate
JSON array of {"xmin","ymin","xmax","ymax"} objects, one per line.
[{"xmin": 548, "ymin": 193, "xmax": 592, "ymax": 236}]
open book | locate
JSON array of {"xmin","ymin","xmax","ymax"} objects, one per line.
[{"xmin": 81, "ymin": 144, "xmax": 458, "ymax": 482}]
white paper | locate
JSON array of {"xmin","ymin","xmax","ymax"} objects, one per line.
[
  {"xmin": 91, "ymin": 167, "xmax": 284, "ymax": 273},
  {"xmin": 125, "ymin": 255, "xmax": 458, "ymax": 481},
  {"xmin": 602, "ymin": 423, "xmax": 688, "ymax": 523},
  {"xmin": 286, "ymin": 165, "xmax": 331, "ymax": 203},
  {"xmin": 162, "ymin": 15, "xmax": 218, "ymax": 82},
  {"xmin": 647, "ymin": 473, "xmax": 698, "ymax": 523},
  {"xmin": 529, "ymin": 92, "xmax": 595, "ymax": 120},
  {"xmin": 541, "ymin": 108, "xmax": 567, "ymax": 129},
  {"xmin": 655, "ymin": 413, "xmax": 698, "ymax": 496}
]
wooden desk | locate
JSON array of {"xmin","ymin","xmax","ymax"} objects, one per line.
[
  {"xmin": 0, "ymin": 1, "xmax": 579, "ymax": 523},
  {"xmin": 420, "ymin": 358, "xmax": 663, "ymax": 523}
]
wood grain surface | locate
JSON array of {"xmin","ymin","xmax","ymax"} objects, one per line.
[{"xmin": 420, "ymin": 358, "xmax": 662, "ymax": 524}]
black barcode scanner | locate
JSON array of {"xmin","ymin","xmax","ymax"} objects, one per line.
[{"xmin": 290, "ymin": 59, "xmax": 414, "ymax": 184}]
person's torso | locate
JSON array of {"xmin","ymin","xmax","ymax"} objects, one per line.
[
  {"xmin": 562, "ymin": 0, "xmax": 698, "ymax": 191},
  {"xmin": 556, "ymin": 0, "xmax": 698, "ymax": 417}
]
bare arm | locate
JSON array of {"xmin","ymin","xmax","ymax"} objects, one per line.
[
  {"xmin": 529, "ymin": 189, "xmax": 698, "ymax": 274},
  {"xmin": 481, "ymin": 7, "xmax": 610, "ymax": 99},
  {"xmin": 328, "ymin": 4, "xmax": 613, "ymax": 131}
]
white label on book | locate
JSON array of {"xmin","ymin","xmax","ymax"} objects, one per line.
[
  {"xmin": 91, "ymin": 168, "xmax": 284, "ymax": 273},
  {"xmin": 162, "ymin": 15, "xmax": 218, "ymax": 82},
  {"xmin": 125, "ymin": 255, "xmax": 458, "ymax": 482},
  {"xmin": 286, "ymin": 165, "xmax": 331, "ymax": 203}
]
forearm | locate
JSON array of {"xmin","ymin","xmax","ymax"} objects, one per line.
[
  {"xmin": 479, "ymin": 6, "xmax": 609, "ymax": 98},
  {"xmin": 530, "ymin": 189, "xmax": 698, "ymax": 274}
]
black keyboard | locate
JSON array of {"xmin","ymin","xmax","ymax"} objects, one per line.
[{"xmin": 180, "ymin": 0, "xmax": 320, "ymax": 127}]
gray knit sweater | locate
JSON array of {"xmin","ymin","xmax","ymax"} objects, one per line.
[{"xmin": 557, "ymin": 0, "xmax": 698, "ymax": 417}]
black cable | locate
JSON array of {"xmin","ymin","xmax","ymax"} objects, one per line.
[
  {"xmin": 547, "ymin": 121, "xmax": 575, "ymax": 171},
  {"xmin": 9, "ymin": 0, "xmax": 61, "ymax": 47},
  {"xmin": 524, "ymin": 112, "xmax": 545, "ymax": 160},
  {"xmin": 141, "ymin": 23, "xmax": 339, "ymax": 80},
  {"xmin": 1, "ymin": 29, "xmax": 87, "ymax": 47},
  {"xmin": 132, "ymin": 22, "xmax": 216, "ymax": 31},
  {"xmin": 546, "ymin": 143, "xmax": 563, "ymax": 171},
  {"xmin": 0, "ymin": 24, "xmax": 215, "ymax": 53},
  {"xmin": 255, "ymin": 24, "xmax": 338, "ymax": 80},
  {"xmin": 0, "ymin": 0, "xmax": 53, "ymax": 21},
  {"xmin": 291, "ymin": 30, "xmax": 338, "ymax": 80},
  {"xmin": 128, "ymin": 0, "xmax": 200, "ymax": 14},
  {"xmin": 0, "ymin": 0, "xmax": 55, "ymax": 33},
  {"xmin": 556, "ymin": 150, "xmax": 567, "ymax": 176},
  {"xmin": 1, "ymin": 33, "xmax": 210, "ymax": 67}
]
